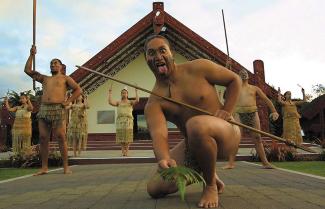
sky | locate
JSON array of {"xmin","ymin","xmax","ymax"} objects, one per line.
[{"xmin": 0, "ymin": 0, "xmax": 324, "ymax": 99}]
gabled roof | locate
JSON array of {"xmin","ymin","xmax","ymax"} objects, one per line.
[
  {"xmin": 301, "ymin": 94, "xmax": 325, "ymax": 119},
  {"xmin": 70, "ymin": 2, "xmax": 250, "ymax": 95}
]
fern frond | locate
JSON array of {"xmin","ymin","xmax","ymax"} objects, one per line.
[{"xmin": 158, "ymin": 166, "xmax": 206, "ymax": 201}]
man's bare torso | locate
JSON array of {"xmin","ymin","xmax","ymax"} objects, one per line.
[
  {"xmin": 149, "ymin": 62, "xmax": 223, "ymax": 131},
  {"xmin": 236, "ymin": 84, "xmax": 257, "ymax": 107},
  {"xmin": 41, "ymin": 74, "xmax": 68, "ymax": 104}
]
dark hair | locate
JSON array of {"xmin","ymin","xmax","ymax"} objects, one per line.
[
  {"xmin": 283, "ymin": 91, "xmax": 291, "ymax": 101},
  {"xmin": 144, "ymin": 34, "xmax": 171, "ymax": 55},
  {"xmin": 50, "ymin": 58, "xmax": 63, "ymax": 65},
  {"xmin": 20, "ymin": 93, "xmax": 27, "ymax": 98},
  {"xmin": 61, "ymin": 64, "xmax": 66, "ymax": 75}
]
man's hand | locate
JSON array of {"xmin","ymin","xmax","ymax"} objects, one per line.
[
  {"xmin": 214, "ymin": 109, "xmax": 231, "ymax": 121},
  {"xmin": 30, "ymin": 45, "xmax": 37, "ymax": 56},
  {"xmin": 269, "ymin": 112, "xmax": 279, "ymax": 121},
  {"xmin": 158, "ymin": 159, "xmax": 177, "ymax": 169},
  {"xmin": 61, "ymin": 101, "xmax": 70, "ymax": 107}
]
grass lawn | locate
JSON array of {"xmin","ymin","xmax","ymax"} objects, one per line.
[
  {"xmin": 0, "ymin": 168, "xmax": 40, "ymax": 181},
  {"xmin": 270, "ymin": 161, "xmax": 325, "ymax": 177}
]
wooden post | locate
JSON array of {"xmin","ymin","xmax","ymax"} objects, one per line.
[{"xmin": 32, "ymin": 0, "xmax": 36, "ymax": 90}]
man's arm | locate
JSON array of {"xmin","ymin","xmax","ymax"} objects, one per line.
[
  {"xmin": 255, "ymin": 86, "xmax": 279, "ymax": 121},
  {"xmin": 145, "ymin": 100, "xmax": 174, "ymax": 168},
  {"xmin": 24, "ymin": 45, "xmax": 44, "ymax": 83},
  {"xmin": 64, "ymin": 76, "xmax": 82, "ymax": 105},
  {"xmin": 197, "ymin": 59, "xmax": 242, "ymax": 115}
]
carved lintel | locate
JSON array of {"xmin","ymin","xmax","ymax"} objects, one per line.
[{"xmin": 152, "ymin": 2, "xmax": 165, "ymax": 34}]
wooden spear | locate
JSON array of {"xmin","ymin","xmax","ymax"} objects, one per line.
[
  {"xmin": 76, "ymin": 65, "xmax": 317, "ymax": 153},
  {"xmin": 221, "ymin": 9, "xmax": 232, "ymax": 70},
  {"xmin": 32, "ymin": 0, "xmax": 36, "ymax": 90}
]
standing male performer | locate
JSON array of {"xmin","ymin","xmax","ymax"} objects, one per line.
[
  {"xmin": 25, "ymin": 45, "xmax": 81, "ymax": 175},
  {"xmin": 223, "ymin": 69, "xmax": 279, "ymax": 169}
]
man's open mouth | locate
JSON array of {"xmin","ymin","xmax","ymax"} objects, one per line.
[{"xmin": 156, "ymin": 63, "xmax": 168, "ymax": 74}]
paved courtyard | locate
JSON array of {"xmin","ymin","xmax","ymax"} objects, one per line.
[{"xmin": 0, "ymin": 162, "xmax": 325, "ymax": 209}]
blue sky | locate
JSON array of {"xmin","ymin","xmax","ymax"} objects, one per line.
[{"xmin": 1, "ymin": 0, "xmax": 324, "ymax": 99}]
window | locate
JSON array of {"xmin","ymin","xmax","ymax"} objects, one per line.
[{"xmin": 97, "ymin": 110, "xmax": 115, "ymax": 124}]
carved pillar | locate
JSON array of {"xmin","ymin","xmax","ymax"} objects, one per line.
[
  {"xmin": 152, "ymin": 2, "xmax": 165, "ymax": 34},
  {"xmin": 253, "ymin": 60, "xmax": 269, "ymax": 132},
  {"xmin": 0, "ymin": 105, "xmax": 3, "ymax": 146}
]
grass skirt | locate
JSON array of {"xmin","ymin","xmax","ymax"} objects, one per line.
[{"xmin": 12, "ymin": 118, "xmax": 32, "ymax": 153}]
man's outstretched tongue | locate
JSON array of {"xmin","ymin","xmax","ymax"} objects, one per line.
[{"xmin": 158, "ymin": 66, "xmax": 168, "ymax": 74}]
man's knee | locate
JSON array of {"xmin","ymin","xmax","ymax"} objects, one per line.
[
  {"xmin": 54, "ymin": 132, "xmax": 65, "ymax": 142},
  {"xmin": 147, "ymin": 179, "xmax": 168, "ymax": 199},
  {"xmin": 39, "ymin": 135, "xmax": 48, "ymax": 142},
  {"xmin": 147, "ymin": 182, "xmax": 163, "ymax": 198},
  {"xmin": 185, "ymin": 117, "xmax": 208, "ymax": 138}
]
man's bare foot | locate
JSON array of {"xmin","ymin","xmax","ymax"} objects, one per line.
[
  {"xmin": 262, "ymin": 163, "xmax": 275, "ymax": 169},
  {"xmin": 215, "ymin": 175, "xmax": 225, "ymax": 194},
  {"xmin": 222, "ymin": 164, "xmax": 235, "ymax": 170},
  {"xmin": 198, "ymin": 185, "xmax": 218, "ymax": 208},
  {"xmin": 64, "ymin": 168, "xmax": 72, "ymax": 174},
  {"xmin": 33, "ymin": 169, "xmax": 48, "ymax": 176}
]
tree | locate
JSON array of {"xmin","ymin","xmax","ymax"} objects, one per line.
[{"xmin": 312, "ymin": 84, "xmax": 325, "ymax": 97}]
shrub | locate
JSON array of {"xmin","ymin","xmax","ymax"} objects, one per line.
[
  {"xmin": 251, "ymin": 140, "xmax": 298, "ymax": 162},
  {"xmin": 9, "ymin": 145, "xmax": 62, "ymax": 168}
]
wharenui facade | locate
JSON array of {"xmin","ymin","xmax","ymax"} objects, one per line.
[{"xmin": 69, "ymin": 2, "xmax": 278, "ymax": 140}]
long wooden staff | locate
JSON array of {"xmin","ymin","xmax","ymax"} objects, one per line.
[
  {"xmin": 76, "ymin": 65, "xmax": 317, "ymax": 153},
  {"xmin": 222, "ymin": 9, "xmax": 232, "ymax": 70},
  {"xmin": 32, "ymin": 0, "xmax": 36, "ymax": 90}
]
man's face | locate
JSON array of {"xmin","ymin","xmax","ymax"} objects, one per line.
[
  {"xmin": 50, "ymin": 59, "xmax": 62, "ymax": 75},
  {"xmin": 145, "ymin": 38, "xmax": 174, "ymax": 78},
  {"xmin": 239, "ymin": 70, "xmax": 249, "ymax": 80}
]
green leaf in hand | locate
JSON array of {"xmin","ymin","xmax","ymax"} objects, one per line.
[{"xmin": 158, "ymin": 166, "xmax": 206, "ymax": 201}]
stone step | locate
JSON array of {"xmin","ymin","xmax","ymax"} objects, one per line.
[{"xmin": 68, "ymin": 152, "xmax": 322, "ymax": 165}]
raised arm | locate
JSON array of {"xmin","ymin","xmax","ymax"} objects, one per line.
[
  {"xmin": 294, "ymin": 88, "xmax": 306, "ymax": 106},
  {"xmin": 24, "ymin": 45, "xmax": 45, "ymax": 83},
  {"xmin": 255, "ymin": 86, "xmax": 279, "ymax": 121},
  {"xmin": 277, "ymin": 87, "xmax": 286, "ymax": 105},
  {"xmin": 108, "ymin": 84, "xmax": 118, "ymax": 107},
  {"xmin": 130, "ymin": 87, "xmax": 139, "ymax": 106},
  {"xmin": 4, "ymin": 97, "xmax": 17, "ymax": 112},
  {"xmin": 26, "ymin": 96, "xmax": 33, "ymax": 112},
  {"xmin": 64, "ymin": 76, "xmax": 82, "ymax": 106},
  {"xmin": 145, "ymin": 99, "xmax": 175, "ymax": 168}
]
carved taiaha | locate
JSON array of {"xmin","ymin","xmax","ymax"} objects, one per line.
[{"xmin": 76, "ymin": 65, "xmax": 317, "ymax": 153}]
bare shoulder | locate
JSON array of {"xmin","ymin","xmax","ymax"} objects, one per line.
[
  {"xmin": 144, "ymin": 95, "xmax": 161, "ymax": 114},
  {"xmin": 64, "ymin": 75, "xmax": 77, "ymax": 83},
  {"xmin": 250, "ymin": 85, "xmax": 260, "ymax": 92},
  {"xmin": 180, "ymin": 58, "xmax": 220, "ymax": 75}
]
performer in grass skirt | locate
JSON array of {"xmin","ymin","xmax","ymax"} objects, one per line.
[
  {"xmin": 4, "ymin": 94, "xmax": 33, "ymax": 153},
  {"xmin": 108, "ymin": 85, "xmax": 139, "ymax": 156}
]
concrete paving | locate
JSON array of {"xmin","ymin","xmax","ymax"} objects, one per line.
[{"xmin": 0, "ymin": 162, "xmax": 325, "ymax": 209}]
